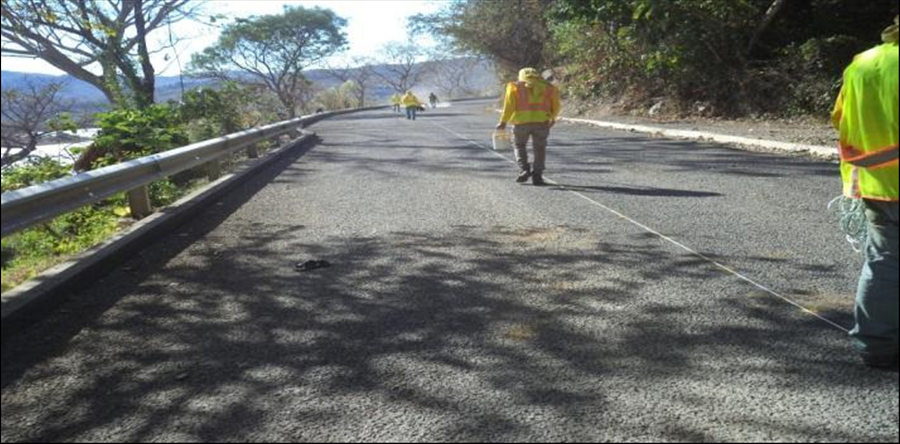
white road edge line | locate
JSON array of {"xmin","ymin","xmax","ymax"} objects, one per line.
[{"xmin": 429, "ymin": 121, "xmax": 851, "ymax": 334}]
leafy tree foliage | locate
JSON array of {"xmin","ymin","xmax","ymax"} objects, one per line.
[
  {"xmin": 412, "ymin": 0, "xmax": 555, "ymax": 76},
  {"xmin": 188, "ymin": 6, "xmax": 347, "ymax": 118},
  {"xmin": 417, "ymin": 0, "xmax": 898, "ymax": 116},
  {"xmin": 551, "ymin": 0, "xmax": 898, "ymax": 115}
]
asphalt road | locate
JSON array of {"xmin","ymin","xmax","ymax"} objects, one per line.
[{"xmin": 2, "ymin": 100, "xmax": 897, "ymax": 442}]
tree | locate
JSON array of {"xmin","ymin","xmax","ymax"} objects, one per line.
[
  {"xmin": 746, "ymin": 0, "xmax": 789, "ymax": 56},
  {"xmin": 1, "ymin": 0, "xmax": 202, "ymax": 109},
  {"xmin": 428, "ymin": 54, "xmax": 490, "ymax": 99},
  {"xmin": 323, "ymin": 57, "xmax": 376, "ymax": 107},
  {"xmin": 1, "ymin": 81, "xmax": 75, "ymax": 167},
  {"xmin": 314, "ymin": 81, "xmax": 359, "ymax": 111},
  {"xmin": 411, "ymin": 0, "xmax": 555, "ymax": 76},
  {"xmin": 374, "ymin": 42, "xmax": 432, "ymax": 93},
  {"xmin": 188, "ymin": 6, "xmax": 347, "ymax": 119}
]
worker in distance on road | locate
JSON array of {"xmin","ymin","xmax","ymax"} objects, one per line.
[
  {"xmin": 390, "ymin": 93, "xmax": 402, "ymax": 113},
  {"xmin": 496, "ymin": 68, "xmax": 561, "ymax": 186},
  {"xmin": 401, "ymin": 91, "xmax": 424, "ymax": 121},
  {"xmin": 429, "ymin": 92, "xmax": 439, "ymax": 109},
  {"xmin": 832, "ymin": 15, "xmax": 899, "ymax": 371}
]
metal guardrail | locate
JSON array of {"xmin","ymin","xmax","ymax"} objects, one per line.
[{"xmin": 1, "ymin": 107, "xmax": 379, "ymax": 237}]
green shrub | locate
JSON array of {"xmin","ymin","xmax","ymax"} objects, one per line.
[
  {"xmin": 548, "ymin": 0, "xmax": 897, "ymax": 118},
  {"xmin": 1, "ymin": 205, "xmax": 119, "ymax": 293},
  {"xmin": 77, "ymin": 103, "xmax": 189, "ymax": 171},
  {"xmin": 1, "ymin": 157, "xmax": 73, "ymax": 193},
  {"xmin": 180, "ymin": 84, "xmax": 243, "ymax": 138},
  {"xmin": 1, "ymin": 82, "xmax": 273, "ymax": 293},
  {"xmin": 149, "ymin": 179, "xmax": 190, "ymax": 207}
]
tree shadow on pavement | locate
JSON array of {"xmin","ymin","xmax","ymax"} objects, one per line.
[{"xmin": 2, "ymin": 217, "xmax": 896, "ymax": 442}]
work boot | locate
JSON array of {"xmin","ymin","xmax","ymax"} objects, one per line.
[
  {"xmin": 862, "ymin": 353, "xmax": 899, "ymax": 371},
  {"xmin": 516, "ymin": 169, "xmax": 532, "ymax": 183},
  {"xmin": 532, "ymin": 173, "xmax": 547, "ymax": 186}
]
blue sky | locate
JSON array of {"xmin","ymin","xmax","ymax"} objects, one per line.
[{"xmin": 2, "ymin": 0, "xmax": 444, "ymax": 75}]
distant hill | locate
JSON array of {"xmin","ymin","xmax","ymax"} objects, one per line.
[
  {"xmin": 0, "ymin": 71, "xmax": 210, "ymax": 112},
  {"xmin": 2, "ymin": 59, "xmax": 498, "ymax": 112}
]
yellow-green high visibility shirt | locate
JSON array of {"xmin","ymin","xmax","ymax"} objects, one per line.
[{"xmin": 832, "ymin": 43, "xmax": 899, "ymax": 201}]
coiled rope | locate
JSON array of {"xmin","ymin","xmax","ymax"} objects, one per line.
[{"xmin": 828, "ymin": 196, "xmax": 869, "ymax": 253}]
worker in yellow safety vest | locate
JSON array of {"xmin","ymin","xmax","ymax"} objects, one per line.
[
  {"xmin": 390, "ymin": 93, "xmax": 402, "ymax": 113},
  {"xmin": 496, "ymin": 68, "xmax": 561, "ymax": 186},
  {"xmin": 831, "ymin": 16, "xmax": 899, "ymax": 371},
  {"xmin": 401, "ymin": 91, "xmax": 423, "ymax": 121}
]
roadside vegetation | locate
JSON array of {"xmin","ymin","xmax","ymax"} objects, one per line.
[
  {"xmin": 1, "ymin": 83, "xmax": 276, "ymax": 292},
  {"xmin": 415, "ymin": 0, "xmax": 899, "ymax": 118},
  {"xmin": 0, "ymin": 4, "xmax": 367, "ymax": 293}
]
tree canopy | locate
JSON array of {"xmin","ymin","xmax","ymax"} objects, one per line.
[
  {"xmin": 1, "ymin": 0, "xmax": 201, "ymax": 109},
  {"xmin": 188, "ymin": 5, "xmax": 348, "ymax": 118},
  {"xmin": 415, "ymin": 0, "xmax": 899, "ymax": 117},
  {"xmin": 411, "ymin": 0, "xmax": 554, "ymax": 76}
]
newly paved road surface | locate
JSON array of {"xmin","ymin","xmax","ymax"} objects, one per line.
[{"xmin": 2, "ymin": 100, "xmax": 897, "ymax": 442}]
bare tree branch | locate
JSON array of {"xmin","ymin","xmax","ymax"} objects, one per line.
[
  {"xmin": 1, "ymin": 80, "xmax": 74, "ymax": 166},
  {"xmin": 1, "ymin": 0, "xmax": 204, "ymax": 108},
  {"xmin": 374, "ymin": 42, "xmax": 432, "ymax": 93}
]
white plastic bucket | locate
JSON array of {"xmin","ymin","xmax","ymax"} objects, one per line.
[{"xmin": 492, "ymin": 130, "xmax": 512, "ymax": 151}]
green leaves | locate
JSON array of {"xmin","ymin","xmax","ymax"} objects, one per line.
[
  {"xmin": 1, "ymin": 157, "xmax": 72, "ymax": 193},
  {"xmin": 548, "ymin": 0, "xmax": 897, "ymax": 116},
  {"xmin": 87, "ymin": 104, "xmax": 188, "ymax": 169},
  {"xmin": 187, "ymin": 5, "xmax": 348, "ymax": 117}
]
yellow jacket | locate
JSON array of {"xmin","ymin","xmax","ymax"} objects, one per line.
[
  {"xmin": 401, "ymin": 92, "xmax": 422, "ymax": 107},
  {"xmin": 390, "ymin": 94, "xmax": 401, "ymax": 105},
  {"xmin": 500, "ymin": 80, "xmax": 561, "ymax": 125},
  {"xmin": 832, "ymin": 43, "xmax": 899, "ymax": 201}
]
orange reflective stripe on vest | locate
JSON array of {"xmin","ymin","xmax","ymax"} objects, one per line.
[
  {"xmin": 515, "ymin": 82, "xmax": 553, "ymax": 113},
  {"xmin": 840, "ymin": 143, "xmax": 900, "ymax": 169}
]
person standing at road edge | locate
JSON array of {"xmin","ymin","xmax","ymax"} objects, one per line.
[
  {"xmin": 496, "ymin": 68, "xmax": 561, "ymax": 186},
  {"xmin": 832, "ymin": 16, "xmax": 899, "ymax": 371}
]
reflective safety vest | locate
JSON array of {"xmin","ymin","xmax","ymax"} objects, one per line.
[
  {"xmin": 833, "ymin": 43, "xmax": 899, "ymax": 201},
  {"xmin": 508, "ymin": 81, "xmax": 556, "ymax": 124}
]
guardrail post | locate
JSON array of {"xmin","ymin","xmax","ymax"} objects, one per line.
[
  {"xmin": 127, "ymin": 186, "xmax": 153, "ymax": 219},
  {"xmin": 246, "ymin": 143, "xmax": 260, "ymax": 159},
  {"xmin": 207, "ymin": 161, "xmax": 222, "ymax": 181}
]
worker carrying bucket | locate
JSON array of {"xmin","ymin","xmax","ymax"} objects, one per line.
[
  {"xmin": 496, "ymin": 68, "xmax": 562, "ymax": 186},
  {"xmin": 492, "ymin": 129, "xmax": 512, "ymax": 151}
]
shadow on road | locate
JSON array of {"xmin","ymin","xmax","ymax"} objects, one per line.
[{"xmin": 2, "ymin": 221, "xmax": 892, "ymax": 441}]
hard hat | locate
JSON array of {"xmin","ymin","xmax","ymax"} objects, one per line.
[
  {"xmin": 883, "ymin": 15, "xmax": 899, "ymax": 44},
  {"xmin": 518, "ymin": 67, "xmax": 543, "ymax": 84}
]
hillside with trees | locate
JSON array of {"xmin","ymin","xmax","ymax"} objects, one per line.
[{"xmin": 415, "ymin": 0, "xmax": 900, "ymax": 118}]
